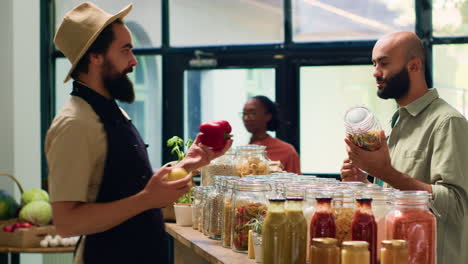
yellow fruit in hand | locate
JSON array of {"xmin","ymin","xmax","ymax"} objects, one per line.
[{"xmin": 167, "ymin": 168, "xmax": 188, "ymax": 181}]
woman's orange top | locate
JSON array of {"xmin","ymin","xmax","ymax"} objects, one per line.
[{"xmin": 251, "ymin": 135, "xmax": 301, "ymax": 174}]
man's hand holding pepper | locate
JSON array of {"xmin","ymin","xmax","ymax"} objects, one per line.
[{"xmin": 177, "ymin": 133, "xmax": 233, "ymax": 173}]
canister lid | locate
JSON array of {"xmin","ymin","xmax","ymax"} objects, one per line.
[
  {"xmin": 312, "ymin": 238, "xmax": 338, "ymax": 247},
  {"xmin": 344, "ymin": 105, "xmax": 370, "ymax": 124},
  {"xmin": 381, "ymin": 240, "xmax": 408, "ymax": 248},
  {"xmin": 342, "ymin": 241, "xmax": 369, "ymax": 249}
]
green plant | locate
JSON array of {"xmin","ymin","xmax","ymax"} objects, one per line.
[
  {"xmin": 245, "ymin": 212, "xmax": 265, "ymax": 235},
  {"xmin": 167, "ymin": 136, "xmax": 193, "ymax": 161},
  {"xmin": 166, "ymin": 136, "xmax": 194, "ymax": 204},
  {"xmin": 176, "ymin": 187, "xmax": 194, "ymax": 205}
]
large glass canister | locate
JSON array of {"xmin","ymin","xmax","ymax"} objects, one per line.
[
  {"xmin": 285, "ymin": 197, "xmax": 307, "ymax": 264},
  {"xmin": 380, "ymin": 240, "xmax": 409, "ymax": 264},
  {"xmin": 201, "ymin": 148, "xmax": 237, "ymax": 186},
  {"xmin": 198, "ymin": 187, "xmax": 212, "ymax": 233},
  {"xmin": 385, "ymin": 191, "xmax": 436, "ymax": 264},
  {"xmin": 191, "ymin": 186, "xmax": 204, "ymax": 230},
  {"xmin": 207, "ymin": 177, "xmax": 225, "ymax": 240},
  {"xmin": 222, "ymin": 179, "xmax": 238, "ymax": 248},
  {"xmin": 310, "ymin": 238, "xmax": 340, "ymax": 264},
  {"xmin": 310, "ymin": 193, "xmax": 336, "ymax": 240},
  {"xmin": 351, "ymin": 197, "xmax": 377, "ymax": 264},
  {"xmin": 201, "ymin": 186, "xmax": 214, "ymax": 235},
  {"xmin": 341, "ymin": 241, "xmax": 370, "ymax": 264},
  {"xmin": 367, "ymin": 188, "xmax": 393, "ymax": 260},
  {"xmin": 334, "ymin": 189, "xmax": 355, "ymax": 245},
  {"xmin": 235, "ymin": 145, "xmax": 270, "ymax": 176},
  {"xmin": 262, "ymin": 198, "xmax": 288, "ymax": 264},
  {"xmin": 231, "ymin": 180, "xmax": 268, "ymax": 253},
  {"xmin": 344, "ymin": 105, "xmax": 382, "ymax": 151}
]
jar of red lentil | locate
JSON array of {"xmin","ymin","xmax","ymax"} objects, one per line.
[{"xmin": 385, "ymin": 191, "xmax": 436, "ymax": 264}]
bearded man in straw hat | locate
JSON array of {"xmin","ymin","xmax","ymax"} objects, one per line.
[{"xmin": 45, "ymin": 2, "xmax": 232, "ymax": 263}]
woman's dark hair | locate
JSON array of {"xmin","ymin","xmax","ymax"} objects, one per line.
[
  {"xmin": 70, "ymin": 19, "xmax": 124, "ymax": 80},
  {"xmin": 253, "ymin": 95, "xmax": 280, "ymax": 131}
]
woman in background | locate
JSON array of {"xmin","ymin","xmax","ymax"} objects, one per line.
[{"xmin": 242, "ymin": 95, "xmax": 301, "ymax": 174}]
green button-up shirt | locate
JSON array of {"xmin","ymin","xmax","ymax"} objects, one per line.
[{"xmin": 388, "ymin": 88, "xmax": 468, "ymax": 264}]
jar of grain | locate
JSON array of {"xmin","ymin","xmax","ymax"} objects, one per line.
[{"xmin": 201, "ymin": 148, "xmax": 237, "ymax": 186}]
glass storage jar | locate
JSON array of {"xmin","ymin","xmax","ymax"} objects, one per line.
[
  {"xmin": 334, "ymin": 189, "xmax": 355, "ymax": 245},
  {"xmin": 235, "ymin": 145, "xmax": 270, "ymax": 176},
  {"xmin": 310, "ymin": 192, "xmax": 336, "ymax": 240},
  {"xmin": 262, "ymin": 198, "xmax": 288, "ymax": 264},
  {"xmin": 351, "ymin": 197, "xmax": 377, "ymax": 264},
  {"xmin": 341, "ymin": 241, "xmax": 370, "ymax": 264},
  {"xmin": 191, "ymin": 186, "xmax": 205, "ymax": 230},
  {"xmin": 285, "ymin": 197, "xmax": 307, "ymax": 264},
  {"xmin": 344, "ymin": 105, "xmax": 382, "ymax": 151},
  {"xmin": 221, "ymin": 179, "xmax": 238, "ymax": 248},
  {"xmin": 380, "ymin": 240, "xmax": 408, "ymax": 264},
  {"xmin": 201, "ymin": 186, "xmax": 214, "ymax": 235},
  {"xmin": 207, "ymin": 176, "xmax": 238, "ymax": 240},
  {"xmin": 385, "ymin": 191, "xmax": 436, "ymax": 264},
  {"xmin": 207, "ymin": 177, "xmax": 223, "ymax": 239},
  {"xmin": 310, "ymin": 238, "xmax": 340, "ymax": 264},
  {"xmin": 201, "ymin": 148, "xmax": 237, "ymax": 186},
  {"xmin": 366, "ymin": 189, "xmax": 393, "ymax": 261},
  {"xmin": 231, "ymin": 180, "xmax": 268, "ymax": 253}
]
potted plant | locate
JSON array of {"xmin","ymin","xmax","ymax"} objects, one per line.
[
  {"xmin": 173, "ymin": 187, "xmax": 194, "ymax": 226},
  {"xmin": 246, "ymin": 212, "xmax": 265, "ymax": 263},
  {"xmin": 162, "ymin": 136, "xmax": 194, "ymax": 222}
]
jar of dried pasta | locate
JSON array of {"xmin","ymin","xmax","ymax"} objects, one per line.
[
  {"xmin": 344, "ymin": 105, "xmax": 382, "ymax": 151},
  {"xmin": 235, "ymin": 145, "xmax": 270, "ymax": 176},
  {"xmin": 201, "ymin": 148, "xmax": 237, "ymax": 186},
  {"xmin": 231, "ymin": 180, "xmax": 268, "ymax": 253}
]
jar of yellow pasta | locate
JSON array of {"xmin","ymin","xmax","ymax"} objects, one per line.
[{"xmin": 235, "ymin": 145, "xmax": 270, "ymax": 177}]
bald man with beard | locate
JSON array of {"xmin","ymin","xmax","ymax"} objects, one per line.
[{"xmin": 341, "ymin": 31, "xmax": 468, "ymax": 263}]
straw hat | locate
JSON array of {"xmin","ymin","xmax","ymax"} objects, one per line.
[{"xmin": 54, "ymin": 2, "xmax": 133, "ymax": 83}]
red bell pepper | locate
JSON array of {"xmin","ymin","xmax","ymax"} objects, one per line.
[{"xmin": 199, "ymin": 120, "xmax": 233, "ymax": 151}]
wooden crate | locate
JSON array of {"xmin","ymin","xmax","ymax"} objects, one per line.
[{"xmin": 0, "ymin": 221, "xmax": 56, "ymax": 248}]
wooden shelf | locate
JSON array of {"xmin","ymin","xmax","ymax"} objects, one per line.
[
  {"xmin": 0, "ymin": 247, "xmax": 74, "ymax": 253},
  {"xmin": 165, "ymin": 223, "xmax": 255, "ymax": 264}
]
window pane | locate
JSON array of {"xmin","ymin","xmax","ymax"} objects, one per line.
[
  {"xmin": 293, "ymin": 0, "xmax": 415, "ymax": 42},
  {"xmin": 170, "ymin": 0, "xmax": 284, "ymax": 47},
  {"xmin": 433, "ymin": 0, "xmax": 468, "ymax": 37},
  {"xmin": 300, "ymin": 66, "xmax": 396, "ymax": 174},
  {"xmin": 184, "ymin": 69, "xmax": 275, "ymax": 146},
  {"xmin": 55, "ymin": 0, "xmax": 161, "ymax": 48},
  {"xmin": 433, "ymin": 44, "xmax": 468, "ymax": 117},
  {"xmin": 55, "ymin": 55, "xmax": 163, "ymax": 168}
]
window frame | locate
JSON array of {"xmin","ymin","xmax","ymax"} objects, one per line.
[{"xmin": 42, "ymin": 0, "xmax": 466, "ymax": 179}]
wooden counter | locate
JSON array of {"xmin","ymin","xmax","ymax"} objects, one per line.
[
  {"xmin": 0, "ymin": 247, "xmax": 74, "ymax": 253},
  {"xmin": 165, "ymin": 223, "xmax": 256, "ymax": 264}
]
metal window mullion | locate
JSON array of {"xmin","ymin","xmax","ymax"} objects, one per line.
[{"xmin": 416, "ymin": 0, "xmax": 433, "ymax": 87}]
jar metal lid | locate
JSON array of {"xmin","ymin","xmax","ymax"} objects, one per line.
[
  {"xmin": 381, "ymin": 240, "xmax": 408, "ymax": 248},
  {"xmin": 312, "ymin": 238, "xmax": 338, "ymax": 247},
  {"xmin": 342, "ymin": 241, "xmax": 369, "ymax": 249}
]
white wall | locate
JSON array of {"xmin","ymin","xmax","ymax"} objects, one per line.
[
  {"xmin": 0, "ymin": 0, "xmax": 42, "ymax": 263},
  {"xmin": 0, "ymin": 0, "xmax": 15, "ymax": 193}
]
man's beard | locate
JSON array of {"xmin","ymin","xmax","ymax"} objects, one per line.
[
  {"xmin": 102, "ymin": 60, "xmax": 135, "ymax": 103},
  {"xmin": 377, "ymin": 66, "xmax": 410, "ymax": 100}
]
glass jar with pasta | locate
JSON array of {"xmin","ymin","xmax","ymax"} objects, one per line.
[
  {"xmin": 231, "ymin": 180, "xmax": 269, "ymax": 253},
  {"xmin": 235, "ymin": 145, "xmax": 270, "ymax": 176},
  {"xmin": 344, "ymin": 105, "xmax": 382, "ymax": 151}
]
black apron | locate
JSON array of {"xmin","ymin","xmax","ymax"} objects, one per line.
[{"xmin": 71, "ymin": 82, "xmax": 167, "ymax": 264}]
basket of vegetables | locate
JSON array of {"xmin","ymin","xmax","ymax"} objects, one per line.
[{"xmin": 0, "ymin": 173, "xmax": 59, "ymax": 248}]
